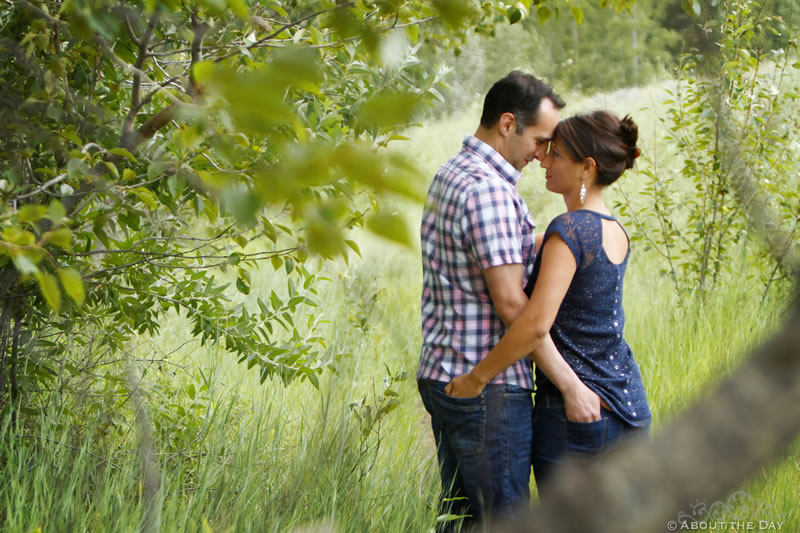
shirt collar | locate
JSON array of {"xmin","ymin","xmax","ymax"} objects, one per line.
[{"xmin": 462, "ymin": 135, "xmax": 521, "ymax": 186}]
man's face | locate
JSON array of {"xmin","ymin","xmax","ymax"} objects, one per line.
[{"xmin": 505, "ymin": 98, "xmax": 560, "ymax": 171}]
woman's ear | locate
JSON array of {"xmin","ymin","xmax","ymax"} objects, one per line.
[{"xmin": 583, "ymin": 157, "xmax": 598, "ymax": 182}]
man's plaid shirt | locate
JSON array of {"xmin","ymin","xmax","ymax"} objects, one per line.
[{"xmin": 418, "ymin": 135, "xmax": 536, "ymax": 389}]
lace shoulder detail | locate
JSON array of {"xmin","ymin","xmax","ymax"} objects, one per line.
[{"xmin": 546, "ymin": 211, "xmax": 603, "ymax": 270}]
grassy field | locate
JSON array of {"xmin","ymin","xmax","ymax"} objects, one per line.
[{"xmin": 2, "ymin": 86, "xmax": 798, "ymax": 532}]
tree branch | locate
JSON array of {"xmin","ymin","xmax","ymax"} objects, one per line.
[
  {"xmin": 13, "ymin": 173, "xmax": 68, "ymax": 200},
  {"xmin": 214, "ymin": 2, "xmax": 355, "ymax": 62},
  {"xmin": 124, "ymin": 11, "xmax": 160, "ymax": 136},
  {"xmin": 124, "ymin": 15, "xmax": 143, "ymax": 48},
  {"xmin": 187, "ymin": 11, "xmax": 209, "ymax": 96}
]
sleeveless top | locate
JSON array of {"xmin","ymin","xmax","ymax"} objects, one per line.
[{"xmin": 525, "ymin": 210, "xmax": 651, "ymax": 427}]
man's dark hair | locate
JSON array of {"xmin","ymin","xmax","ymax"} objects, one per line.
[{"xmin": 479, "ymin": 71, "xmax": 565, "ymax": 133}]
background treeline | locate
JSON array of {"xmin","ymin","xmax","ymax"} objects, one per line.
[{"xmin": 437, "ymin": 0, "xmax": 798, "ymax": 112}]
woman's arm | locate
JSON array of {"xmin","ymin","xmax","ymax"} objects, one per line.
[
  {"xmin": 444, "ymin": 234, "xmax": 601, "ymax": 421},
  {"xmin": 534, "ymin": 232, "xmax": 545, "ymax": 255}
]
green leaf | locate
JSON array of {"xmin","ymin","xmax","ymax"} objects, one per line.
[
  {"xmin": 61, "ymin": 127, "xmax": 83, "ymax": 146},
  {"xmin": 366, "ymin": 212, "xmax": 412, "ymax": 246},
  {"xmin": 222, "ymin": 187, "xmax": 261, "ymax": 226},
  {"xmin": 345, "ymin": 239, "xmax": 361, "ymax": 258},
  {"xmin": 12, "ymin": 254, "xmax": 39, "ymax": 276},
  {"xmin": 681, "ymin": 0, "xmax": 701, "ymax": 17},
  {"xmin": 36, "ymin": 271, "xmax": 61, "ymax": 313},
  {"xmin": 432, "ymin": 0, "xmax": 475, "ymax": 28},
  {"xmin": 103, "ymin": 160, "xmax": 120, "ymax": 179},
  {"xmin": 94, "ymin": 226, "xmax": 110, "ymax": 249},
  {"xmin": 109, "ymin": 147, "xmax": 136, "ymax": 163},
  {"xmin": 236, "ymin": 277, "xmax": 250, "ymax": 295},
  {"xmin": 270, "ymin": 290, "xmax": 281, "ymax": 310},
  {"xmin": 18, "ymin": 204, "xmax": 49, "ymax": 224},
  {"xmin": 122, "ymin": 168, "xmax": 137, "ymax": 181},
  {"xmin": 406, "ymin": 23, "xmax": 419, "ymax": 44},
  {"xmin": 507, "ymin": 7, "xmax": 522, "ymax": 24},
  {"xmin": 42, "ymin": 227, "xmax": 73, "ymax": 251},
  {"xmin": 271, "ymin": 3, "xmax": 288, "ymax": 17},
  {"xmin": 193, "ymin": 60, "xmax": 216, "ymax": 84},
  {"xmin": 227, "ymin": 0, "xmax": 249, "ymax": 19},
  {"xmin": 2, "ymin": 226, "xmax": 36, "ymax": 246},
  {"xmin": 358, "ymin": 91, "xmax": 420, "ymax": 129},
  {"xmin": 134, "ymin": 187, "xmax": 159, "ymax": 210},
  {"xmin": 537, "ymin": 5, "xmax": 552, "ymax": 24},
  {"xmin": 58, "ymin": 268, "xmax": 85, "ymax": 306},
  {"xmin": 175, "ymin": 126, "xmax": 203, "ymax": 151},
  {"xmin": 263, "ymin": 218, "xmax": 277, "ymax": 242},
  {"xmin": 47, "ymin": 200, "xmax": 67, "ymax": 223},
  {"xmin": 570, "ymin": 6, "xmax": 584, "ymax": 24}
]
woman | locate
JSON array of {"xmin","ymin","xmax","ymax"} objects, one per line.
[{"xmin": 445, "ymin": 110, "xmax": 651, "ymax": 492}]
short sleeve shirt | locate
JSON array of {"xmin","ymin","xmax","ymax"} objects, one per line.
[
  {"xmin": 418, "ymin": 135, "xmax": 536, "ymax": 389},
  {"xmin": 526, "ymin": 210, "xmax": 651, "ymax": 426}
]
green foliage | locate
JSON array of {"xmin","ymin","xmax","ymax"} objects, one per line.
[
  {"xmin": 534, "ymin": 0, "xmax": 681, "ymax": 92},
  {"xmin": 436, "ymin": 0, "xmax": 679, "ymax": 114},
  {"xmin": 618, "ymin": 0, "xmax": 800, "ymax": 302},
  {"xmin": 0, "ymin": 0, "xmax": 532, "ymax": 413}
]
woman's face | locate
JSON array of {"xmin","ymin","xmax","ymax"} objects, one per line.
[{"xmin": 540, "ymin": 136, "xmax": 585, "ymax": 196}]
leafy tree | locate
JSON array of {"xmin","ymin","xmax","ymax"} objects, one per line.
[
  {"xmin": 0, "ymin": 0, "xmax": 500, "ymax": 413},
  {"xmin": 436, "ymin": 0, "xmax": 677, "ymax": 114},
  {"xmin": 618, "ymin": 0, "xmax": 800, "ymax": 303},
  {"xmin": 533, "ymin": 0, "xmax": 682, "ymax": 92},
  {"xmin": 2, "ymin": 0, "xmax": 642, "ymax": 415}
]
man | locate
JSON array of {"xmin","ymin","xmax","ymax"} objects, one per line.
[{"xmin": 417, "ymin": 71, "xmax": 567, "ymax": 529}]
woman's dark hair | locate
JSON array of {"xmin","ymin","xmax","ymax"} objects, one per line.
[
  {"xmin": 480, "ymin": 71, "xmax": 566, "ymax": 133},
  {"xmin": 555, "ymin": 111, "xmax": 640, "ymax": 186}
]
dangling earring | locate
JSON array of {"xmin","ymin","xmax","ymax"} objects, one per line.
[{"xmin": 579, "ymin": 180, "xmax": 586, "ymax": 205}]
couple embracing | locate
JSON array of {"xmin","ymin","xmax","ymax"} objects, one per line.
[{"xmin": 417, "ymin": 71, "xmax": 651, "ymax": 530}]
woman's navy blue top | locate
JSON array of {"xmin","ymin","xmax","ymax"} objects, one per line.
[{"xmin": 525, "ymin": 210, "xmax": 651, "ymax": 427}]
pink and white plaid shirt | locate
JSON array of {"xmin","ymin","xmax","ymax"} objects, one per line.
[{"xmin": 418, "ymin": 135, "xmax": 536, "ymax": 389}]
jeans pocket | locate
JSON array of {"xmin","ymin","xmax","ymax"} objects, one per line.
[
  {"xmin": 430, "ymin": 386, "xmax": 486, "ymax": 456},
  {"xmin": 563, "ymin": 416, "xmax": 608, "ymax": 458}
]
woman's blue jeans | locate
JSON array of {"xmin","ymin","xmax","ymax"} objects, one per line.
[
  {"xmin": 532, "ymin": 393, "xmax": 649, "ymax": 496},
  {"xmin": 418, "ymin": 379, "xmax": 533, "ymax": 530}
]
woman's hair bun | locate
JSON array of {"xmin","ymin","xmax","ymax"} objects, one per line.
[{"xmin": 620, "ymin": 114, "xmax": 639, "ymax": 169}]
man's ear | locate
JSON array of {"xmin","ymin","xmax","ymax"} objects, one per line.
[{"xmin": 497, "ymin": 112, "xmax": 517, "ymax": 138}]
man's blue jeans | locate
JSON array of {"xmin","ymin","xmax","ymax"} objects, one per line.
[{"xmin": 418, "ymin": 379, "xmax": 533, "ymax": 530}]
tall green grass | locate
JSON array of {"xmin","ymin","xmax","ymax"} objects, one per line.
[{"xmin": 2, "ymin": 86, "xmax": 798, "ymax": 532}]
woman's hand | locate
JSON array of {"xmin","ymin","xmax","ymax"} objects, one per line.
[
  {"xmin": 562, "ymin": 380, "xmax": 602, "ymax": 422},
  {"xmin": 445, "ymin": 372, "xmax": 485, "ymax": 398}
]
